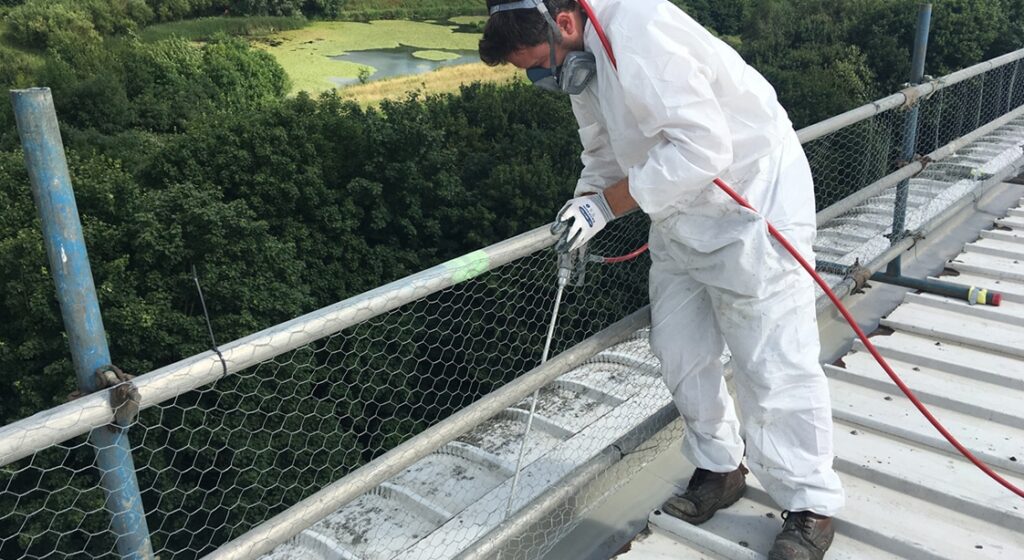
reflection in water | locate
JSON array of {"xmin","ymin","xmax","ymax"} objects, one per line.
[{"xmin": 330, "ymin": 47, "xmax": 480, "ymax": 86}]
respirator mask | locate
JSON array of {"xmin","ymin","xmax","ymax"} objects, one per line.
[{"xmin": 489, "ymin": 0, "xmax": 597, "ymax": 95}]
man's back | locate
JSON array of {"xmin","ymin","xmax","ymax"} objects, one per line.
[{"xmin": 571, "ymin": 0, "xmax": 799, "ymax": 222}]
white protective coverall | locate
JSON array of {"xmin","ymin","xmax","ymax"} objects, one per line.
[{"xmin": 570, "ymin": 0, "xmax": 845, "ymax": 515}]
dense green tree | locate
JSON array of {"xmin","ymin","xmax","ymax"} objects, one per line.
[
  {"xmin": 757, "ymin": 43, "xmax": 875, "ymax": 127},
  {"xmin": 0, "ymin": 46, "xmax": 42, "ymax": 89},
  {"xmin": 848, "ymin": 0, "xmax": 1005, "ymax": 92},
  {"xmin": 140, "ymin": 0, "xmax": 346, "ymax": 21},
  {"xmin": 3, "ymin": 1, "xmax": 1023, "ymax": 557},
  {"xmin": 34, "ymin": 35, "xmax": 287, "ymax": 134},
  {"xmin": 677, "ymin": 0, "xmax": 749, "ymax": 36},
  {"xmin": 734, "ymin": 0, "xmax": 877, "ymax": 127},
  {"xmin": 995, "ymin": 0, "xmax": 1024, "ymax": 55},
  {"xmin": 4, "ymin": 1, "xmax": 102, "ymax": 50},
  {"xmin": 5, "ymin": 0, "xmax": 153, "ymax": 49}
]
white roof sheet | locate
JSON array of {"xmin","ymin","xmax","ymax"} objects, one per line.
[
  {"xmin": 617, "ymin": 196, "xmax": 1024, "ymax": 560},
  {"xmin": 261, "ymin": 335, "xmax": 678, "ymax": 560}
]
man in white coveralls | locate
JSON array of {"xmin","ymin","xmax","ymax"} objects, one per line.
[{"xmin": 479, "ymin": 1, "xmax": 845, "ymax": 558}]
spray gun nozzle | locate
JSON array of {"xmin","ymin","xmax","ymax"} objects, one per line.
[{"xmin": 557, "ymin": 251, "xmax": 572, "ymax": 287}]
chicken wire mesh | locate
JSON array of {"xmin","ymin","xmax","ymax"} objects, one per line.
[
  {"xmin": 3, "ymin": 53, "xmax": 1024, "ymax": 560},
  {"xmin": 801, "ymin": 58, "xmax": 1024, "ymax": 278},
  {"xmin": 806, "ymin": 59, "xmax": 1024, "ymax": 220},
  {"xmin": 2, "ymin": 212, "xmax": 652, "ymax": 559}
]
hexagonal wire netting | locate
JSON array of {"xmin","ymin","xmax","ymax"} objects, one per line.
[{"xmin": 2, "ymin": 53, "xmax": 1023, "ymax": 560}]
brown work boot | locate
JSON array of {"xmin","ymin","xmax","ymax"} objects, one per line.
[
  {"xmin": 768, "ymin": 510, "xmax": 835, "ymax": 560},
  {"xmin": 660, "ymin": 465, "xmax": 747, "ymax": 525}
]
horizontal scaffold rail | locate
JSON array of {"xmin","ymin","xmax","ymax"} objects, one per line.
[
  {"xmin": 798, "ymin": 47, "xmax": 1024, "ymax": 143},
  {"xmin": 1, "ymin": 47, "xmax": 1022, "ymax": 470}
]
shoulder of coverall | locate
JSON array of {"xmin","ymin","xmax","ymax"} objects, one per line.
[{"xmin": 594, "ymin": 0, "xmax": 720, "ymax": 76}]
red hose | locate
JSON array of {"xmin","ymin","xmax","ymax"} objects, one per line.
[
  {"xmin": 578, "ymin": 0, "xmax": 617, "ymax": 68},
  {"xmin": 575, "ymin": 0, "xmax": 1020, "ymax": 499},
  {"xmin": 600, "ymin": 243, "xmax": 649, "ymax": 264},
  {"xmin": 710, "ymin": 178, "xmax": 1024, "ymax": 499}
]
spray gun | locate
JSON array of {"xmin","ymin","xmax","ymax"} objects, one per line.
[
  {"xmin": 561, "ymin": 243, "xmax": 588, "ymax": 287},
  {"xmin": 503, "ymin": 234, "xmax": 645, "ymax": 518},
  {"xmin": 504, "ymin": 240, "xmax": 577, "ymax": 518}
]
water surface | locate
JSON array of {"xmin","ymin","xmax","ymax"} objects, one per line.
[{"xmin": 330, "ymin": 47, "xmax": 480, "ymax": 86}]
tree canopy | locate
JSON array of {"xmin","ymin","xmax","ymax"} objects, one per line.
[{"xmin": 1, "ymin": 1, "xmax": 1021, "ymax": 556}]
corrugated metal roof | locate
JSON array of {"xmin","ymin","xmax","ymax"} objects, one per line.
[
  {"xmin": 261, "ymin": 116, "xmax": 1024, "ymax": 560},
  {"xmin": 814, "ymin": 118, "xmax": 1024, "ymax": 290},
  {"xmin": 616, "ymin": 197, "xmax": 1024, "ymax": 560},
  {"xmin": 261, "ymin": 337, "xmax": 679, "ymax": 560}
]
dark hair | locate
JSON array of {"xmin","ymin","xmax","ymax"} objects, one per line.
[{"xmin": 479, "ymin": 0, "xmax": 579, "ymax": 65}]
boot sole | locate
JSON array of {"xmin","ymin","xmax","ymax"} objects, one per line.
[{"xmin": 660, "ymin": 480, "xmax": 747, "ymax": 526}]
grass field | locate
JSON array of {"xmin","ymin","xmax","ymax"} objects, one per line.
[
  {"xmin": 256, "ymin": 20, "xmax": 482, "ymax": 95},
  {"xmin": 339, "ymin": 62, "xmax": 522, "ymax": 106},
  {"xmin": 132, "ymin": 15, "xmax": 513, "ymax": 102}
]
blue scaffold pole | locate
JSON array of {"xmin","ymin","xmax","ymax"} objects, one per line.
[
  {"xmin": 887, "ymin": 2, "xmax": 932, "ymax": 276},
  {"xmin": 10, "ymin": 88, "xmax": 154, "ymax": 560}
]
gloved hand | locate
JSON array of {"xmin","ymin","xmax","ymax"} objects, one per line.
[{"xmin": 552, "ymin": 192, "xmax": 615, "ymax": 252}]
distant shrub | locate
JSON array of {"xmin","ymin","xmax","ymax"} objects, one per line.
[
  {"xmin": 76, "ymin": 0, "xmax": 155, "ymax": 36},
  {"xmin": 0, "ymin": 45, "xmax": 41, "ymax": 87},
  {"xmin": 37, "ymin": 35, "xmax": 288, "ymax": 134},
  {"xmin": 139, "ymin": 15, "xmax": 306, "ymax": 42},
  {"xmin": 142, "ymin": 0, "xmax": 346, "ymax": 21},
  {"xmin": 334, "ymin": 0, "xmax": 486, "ymax": 22},
  {"xmin": 6, "ymin": 0, "xmax": 153, "ymax": 49},
  {"xmin": 6, "ymin": 2, "xmax": 101, "ymax": 49},
  {"xmin": 146, "ymin": 0, "xmax": 219, "ymax": 22}
]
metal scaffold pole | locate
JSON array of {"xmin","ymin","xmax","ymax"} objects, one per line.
[
  {"xmin": 10, "ymin": 87, "xmax": 154, "ymax": 560},
  {"xmin": 861, "ymin": 4, "xmax": 1000, "ymax": 306},
  {"xmin": 887, "ymin": 1, "xmax": 932, "ymax": 275}
]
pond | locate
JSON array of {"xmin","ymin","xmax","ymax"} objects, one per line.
[
  {"xmin": 258, "ymin": 19, "xmax": 487, "ymax": 95},
  {"xmin": 329, "ymin": 47, "xmax": 480, "ymax": 86}
]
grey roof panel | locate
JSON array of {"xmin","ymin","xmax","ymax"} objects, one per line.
[
  {"xmin": 616, "ymin": 191, "xmax": 1024, "ymax": 559},
  {"xmin": 260, "ymin": 335, "xmax": 675, "ymax": 560}
]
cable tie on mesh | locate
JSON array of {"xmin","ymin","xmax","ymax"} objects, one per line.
[{"xmin": 192, "ymin": 265, "xmax": 228, "ymax": 378}]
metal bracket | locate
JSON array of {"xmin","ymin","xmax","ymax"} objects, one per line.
[
  {"xmin": 885, "ymin": 229, "xmax": 912, "ymax": 243},
  {"xmin": 95, "ymin": 365, "xmax": 141, "ymax": 432},
  {"xmin": 911, "ymin": 153, "xmax": 933, "ymax": 177},
  {"xmin": 848, "ymin": 260, "xmax": 873, "ymax": 294},
  {"xmin": 898, "ymin": 76, "xmax": 937, "ymax": 110}
]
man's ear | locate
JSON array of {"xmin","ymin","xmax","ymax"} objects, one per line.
[{"xmin": 555, "ymin": 10, "xmax": 578, "ymax": 38}]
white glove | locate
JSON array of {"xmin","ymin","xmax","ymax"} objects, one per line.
[{"xmin": 553, "ymin": 192, "xmax": 615, "ymax": 252}]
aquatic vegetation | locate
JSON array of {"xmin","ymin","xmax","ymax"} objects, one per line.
[
  {"xmin": 258, "ymin": 20, "xmax": 481, "ymax": 94},
  {"xmin": 413, "ymin": 50, "xmax": 461, "ymax": 61}
]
